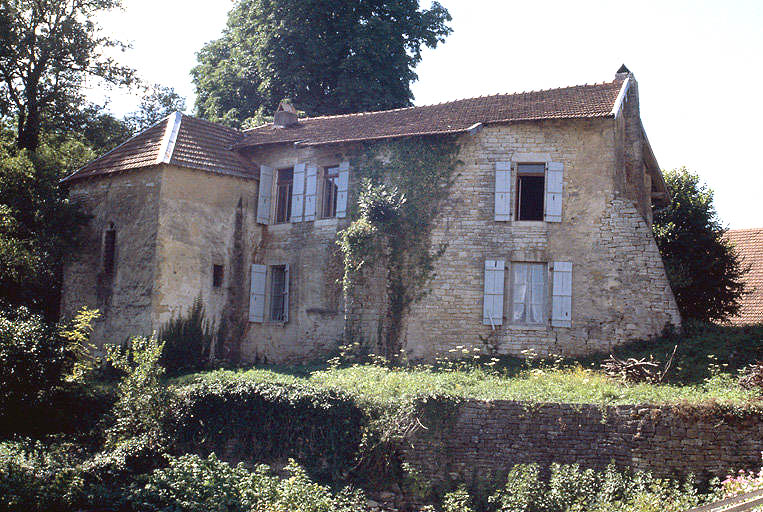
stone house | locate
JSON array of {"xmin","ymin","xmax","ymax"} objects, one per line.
[{"xmin": 60, "ymin": 66, "xmax": 680, "ymax": 362}]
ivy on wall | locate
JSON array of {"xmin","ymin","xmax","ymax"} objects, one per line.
[{"xmin": 338, "ymin": 135, "xmax": 461, "ymax": 361}]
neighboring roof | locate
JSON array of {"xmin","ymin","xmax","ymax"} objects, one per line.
[
  {"xmin": 236, "ymin": 78, "xmax": 626, "ymax": 148},
  {"xmin": 62, "ymin": 113, "xmax": 252, "ymax": 183},
  {"xmin": 725, "ymin": 228, "xmax": 763, "ymax": 325}
]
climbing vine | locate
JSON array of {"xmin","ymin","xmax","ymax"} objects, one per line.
[{"xmin": 338, "ymin": 135, "xmax": 461, "ymax": 361}]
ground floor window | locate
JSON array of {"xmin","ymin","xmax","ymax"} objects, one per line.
[
  {"xmin": 270, "ymin": 264, "xmax": 288, "ymax": 322},
  {"xmin": 511, "ymin": 262, "xmax": 546, "ymax": 324}
]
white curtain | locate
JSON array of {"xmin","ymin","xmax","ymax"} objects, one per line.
[{"xmin": 512, "ymin": 263, "xmax": 546, "ymax": 324}]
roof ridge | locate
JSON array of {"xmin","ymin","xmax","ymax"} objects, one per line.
[
  {"xmin": 157, "ymin": 112, "xmax": 183, "ymax": 164},
  {"xmin": 272, "ymin": 79, "xmax": 621, "ymax": 124},
  {"xmin": 179, "ymin": 112, "xmax": 245, "ymax": 137}
]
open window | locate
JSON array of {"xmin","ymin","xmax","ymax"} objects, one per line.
[
  {"xmin": 103, "ymin": 225, "xmax": 116, "ymax": 276},
  {"xmin": 322, "ymin": 166, "xmax": 340, "ymax": 218},
  {"xmin": 212, "ymin": 264, "xmax": 224, "ymax": 288},
  {"xmin": 515, "ymin": 164, "xmax": 545, "ymax": 221},
  {"xmin": 275, "ymin": 168, "xmax": 293, "ymax": 223}
]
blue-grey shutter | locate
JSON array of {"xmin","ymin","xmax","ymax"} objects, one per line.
[
  {"xmin": 257, "ymin": 165, "xmax": 273, "ymax": 225},
  {"xmin": 304, "ymin": 165, "xmax": 318, "ymax": 221},
  {"xmin": 483, "ymin": 259, "xmax": 505, "ymax": 326},
  {"xmin": 495, "ymin": 162, "xmax": 512, "ymax": 221},
  {"xmin": 545, "ymin": 162, "xmax": 563, "ymax": 223},
  {"xmin": 336, "ymin": 160, "xmax": 349, "ymax": 218},
  {"xmin": 551, "ymin": 261, "xmax": 572, "ymax": 327},
  {"xmin": 249, "ymin": 264, "xmax": 267, "ymax": 323},
  {"xmin": 291, "ymin": 163, "xmax": 306, "ymax": 222}
]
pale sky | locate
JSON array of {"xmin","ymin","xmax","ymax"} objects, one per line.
[{"xmin": 94, "ymin": 0, "xmax": 763, "ymax": 229}]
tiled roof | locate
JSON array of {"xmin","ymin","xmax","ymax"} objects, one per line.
[
  {"xmin": 725, "ymin": 228, "xmax": 763, "ymax": 325},
  {"xmin": 236, "ymin": 78, "xmax": 626, "ymax": 148},
  {"xmin": 62, "ymin": 113, "xmax": 252, "ymax": 183}
]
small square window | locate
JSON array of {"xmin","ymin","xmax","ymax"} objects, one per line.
[
  {"xmin": 516, "ymin": 163, "xmax": 545, "ymax": 221},
  {"xmin": 321, "ymin": 166, "xmax": 340, "ymax": 218},
  {"xmin": 212, "ymin": 264, "xmax": 224, "ymax": 288}
]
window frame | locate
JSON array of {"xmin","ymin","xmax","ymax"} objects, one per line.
[
  {"xmin": 509, "ymin": 261, "xmax": 548, "ymax": 326},
  {"xmin": 274, "ymin": 167, "xmax": 294, "ymax": 224},
  {"xmin": 515, "ymin": 163, "xmax": 546, "ymax": 222},
  {"xmin": 321, "ymin": 165, "xmax": 340, "ymax": 219}
]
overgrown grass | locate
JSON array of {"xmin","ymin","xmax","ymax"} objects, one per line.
[{"xmin": 176, "ymin": 322, "xmax": 763, "ymax": 410}]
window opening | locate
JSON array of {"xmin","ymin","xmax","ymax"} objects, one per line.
[
  {"xmin": 212, "ymin": 264, "xmax": 224, "ymax": 288},
  {"xmin": 516, "ymin": 163, "xmax": 545, "ymax": 221},
  {"xmin": 103, "ymin": 228, "xmax": 116, "ymax": 275},
  {"xmin": 512, "ymin": 262, "xmax": 546, "ymax": 324},
  {"xmin": 322, "ymin": 166, "xmax": 340, "ymax": 218},
  {"xmin": 270, "ymin": 265, "xmax": 287, "ymax": 321},
  {"xmin": 275, "ymin": 168, "xmax": 293, "ymax": 223}
]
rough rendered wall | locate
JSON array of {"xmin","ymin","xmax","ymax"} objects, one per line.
[
  {"xmin": 152, "ymin": 166, "xmax": 258, "ymax": 357},
  {"xmin": 61, "ymin": 167, "xmax": 162, "ymax": 349},
  {"xmin": 402, "ymin": 120, "xmax": 680, "ymax": 360},
  {"xmin": 239, "ymin": 144, "xmax": 353, "ymax": 364},
  {"xmin": 403, "ymin": 400, "xmax": 763, "ymax": 485}
]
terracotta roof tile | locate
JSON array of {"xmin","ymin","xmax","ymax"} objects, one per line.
[
  {"xmin": 62, "ymin": 114, "xmax": 251, "ymax": 183},
  {"xmin": 63, "ymin": 77, "xmax": 628, "ymax": 182},
  {"xmin": 236, "ymin": 79, "xmax": 626, "ymax": 148},
  {"xmin": 725, "ymin": 228, "xmax": 763, "ymax": 325}
]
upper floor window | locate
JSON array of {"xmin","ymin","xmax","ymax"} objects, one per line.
[
  {"xmin": 322, "ymin": 166, "xmax": 340, "ymax": 218},
  {"xmin": 516, "ymin": 163, "xmax": 545, "ymax": 221},
  {"xmin": 103, "ymin": 226, "xmax": 116, "ymax": 276},
  {"xmin": 275, "ymin": 168, "xmax": 293, "ymax": 223}
]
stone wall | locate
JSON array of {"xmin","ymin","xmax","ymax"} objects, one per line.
[
  {"xmin": 403, "ymin": 399, "xmax": 763, "ymax": 486},
  {"xmin": 61, "ymin": 167, "xmax": 163, "ymax": 349}
]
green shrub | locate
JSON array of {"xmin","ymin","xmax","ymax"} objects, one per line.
[
  {"xmin": 442, "ymin": 484, "xmax": 475, "ymax": 512},
  {"xmin": 170, "ymin": 377, "xmax": 365, "ymax": 483},
  {"xmin": 158, "ymin": 298, "xmax": 212, "ymax": 376},
  {"xmin": 130, "ymin": 454, "xmax": 370, "ymax": 512},
  {"xmin": 105, "ymin": 334, "xmax": 171, "ymax": 450},
  {"xmin": 489, "ymin": 463, "xmax": 550, "ymax": 512},
  {"xmin": 547, "ymin": 463, "xmax": 599, "ymax": 511}
]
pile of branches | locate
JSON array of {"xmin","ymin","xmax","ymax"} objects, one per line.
[
  {"xmin": 738, "ymin": 361, "xmax": 763, "ymax": 390},
  {"xmin": 602, "ymin": 345, "xmax": 677, "ymax": 384}
]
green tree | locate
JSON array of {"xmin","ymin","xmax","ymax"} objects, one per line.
[
  {"xmin": 192, "ymin": 0, "xmax": 452, "ymax": 127},
  {"xmin": 652, "ymin": 168, "xmax": 747, "ymax": 322},
  {"xmin": 124, "ymin": 84, "xmax": 186, "ymax": 133},
  {"xmin": 0, "ymin": 0, "xmax": 134, "ymax": 151},
  {"xmin": 0, "ymin": 128, "xmax": 91, "ymax": 318}
]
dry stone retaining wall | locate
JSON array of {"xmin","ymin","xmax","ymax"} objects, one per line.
[{"xmin": 403, "ymin": 399, "xmax": 763, "ymax": 485}]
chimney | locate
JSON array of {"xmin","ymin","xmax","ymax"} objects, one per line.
[
  {"xmin": 273, "ymin": 100, "xmax": 298, "ymax": 128},
  {"xmin": 615, "ymin": 64, "xmax": 632, "ymax": 80}
]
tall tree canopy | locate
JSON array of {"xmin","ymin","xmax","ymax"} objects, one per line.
[
  {"xmin": 0, "ymin": 0, "xmax": 134, "ymax": 151},
  {"xmin": 652, "ymin": 168, "xmax": 747, "ymax": 322},
  {"xmin": 192, "ymin": 0, "xmax": 452, "ymax": 128}
]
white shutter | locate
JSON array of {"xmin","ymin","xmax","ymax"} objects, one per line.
[
  {"xmin": 282, "ymin": 263, "xmax": 290, "ymax": 323},
  {"xmin": 483, "ymin": 259, "xmax": 505, "ymax": 326},
  {"xmin": 304, "ymin": 165, "xmax": 318, "ymax": 221},
  {"xmin": 551, "ymin": 261, "xmax": 572, "ymax": 327},
  {"xmin": 336, "ymin": 160, "xmax": 349, "ymax": 218},
  {"xmin": 249, "ymin": 264, "xmax": 267, "ymax": 323},
  {"xmin": 291, "ymin": 163, "xmax": 306, "ymax": 223},
  {"xmin": 545, "ymin": 162, "xmax": 563, "ymax": 223},
  {"xmin": 257, "ymin": 165, "xmax": 273, "ymax": 225},
  {"xmin": 495, "ymin": 162, "xmax": 512, "ymax": 221}
]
